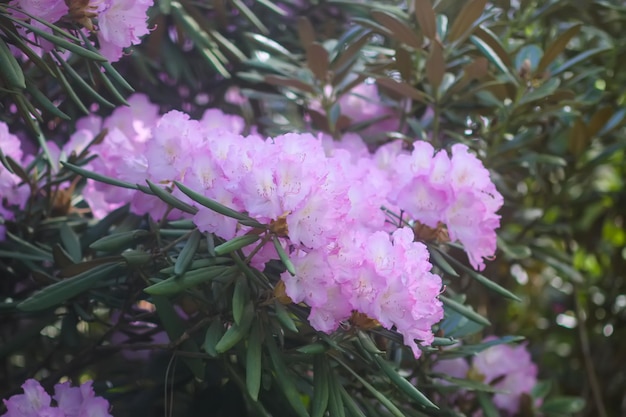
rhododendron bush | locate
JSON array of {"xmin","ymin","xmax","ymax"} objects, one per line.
[{"xmin": 3, "ymin": 0, "xmax": 623, "ymax": 416}]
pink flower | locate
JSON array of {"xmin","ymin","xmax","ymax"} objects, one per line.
[
  {"xmin": 1, "ymin": 379, "xmax": 112, "ymax": 417},
  {"xmin": 336, "ymin": 82, "xmax": 400, "ymax": 137},
  {"xmin": 472, "ymin": 339, "xmax": 538, "ymax": 414},
  {"xmin": 0, "ymin": 123, "xmax": 29, "ymax": 239},
  {"xmin": 95, "ymin": 0, "xmax": 153, "ymax": 62}
]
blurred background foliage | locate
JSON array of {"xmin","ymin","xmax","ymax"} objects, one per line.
[{"xmin": 1, "ymin": 0, "xmax": 626, "ymax": 416}]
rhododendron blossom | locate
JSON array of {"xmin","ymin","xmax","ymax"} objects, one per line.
[
  {"xmin": 472, "ymin": 339, "xmax": 538, "ymax": 413},
  {"xmin": 0, "ymin": 123, "xmax": 29, "ymax": 240},
  {"xmin": 93, "ymin": 0, "xmax": 154, "ymax": 62},
  {"xmin": 25, "ymin": 96, "xmax": 503, "ymax": 356},
  {"xmin": 1, "ymin": 378, "xmax": 113, "ymax": 417}
]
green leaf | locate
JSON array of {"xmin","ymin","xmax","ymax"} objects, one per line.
[
  {"xmin": 536, "ymin": 24, "xmax": 581, "ymax": 75},
  {"xmin": 476, "ymin": 392, "xmax": 499, "ymax": 417},
  {"xmin": 159, "ymin": 257, "xmax": 230, "ymax": 274},
  {"xmin": 52, "ymin": 50, "xmax": 115, "ymax": 108},
  {"xmin": 371, "ymin": 10, "xmax": 422, "ymax": 49},
  {"xmin": 311, "ymin": 355, "xmax": 330, "ymax": 417},
  {"xmin": 539, "ymin": 397, "xmax": 585, "ymax": 414},
  {"xmin": 374, "ymin": 356, "xmax": 438, "ymax": 409},
  {"xmin": 338, "ymin": 383, "xmax": 366, "ymax": 417},
  {"xmin": 215, "ymin": 302, "xmax": 254, "ymax": 353},
  {"xmin": 470, "ymin": 35, "xmax": 519, "ymax": 85},
  {"xmin": 438, "ymin": 249, "xmax": 521, "ymax": 301},
  {"xmin": 8, "ymin": 17, "xmax": 106, "ymax": 61},
  {"xmin": 273, "ymin": 236, "xmax": 295, "ymax": 276},
  {"xmin": 152, "ymin": 295, "xmax": 205, "ymax": 381},
  {"xmin": 60, "ymin": 223, "xmax": 82, "ymax": 263},
  {"xmin": 174, "ymin": 181, "xmax": 264, "ymax": 227},
  {"xmin": 174, "ymin": 229, "xmax": 202, "ymax": 276},
  {"xmin": 17, "ymin": 263, "xmax": 120, "ymax": 312},
  {"xmin": 440, "ymin": 295, "xmax": 491, "ymax": 326},
  {"xmin": 335, "ymin": 358, "xmax": 405, "ymax": 417},
  {"xmin": 414, "ymin": 0, "xmax": 437, "ymax": 39},
  {"xmin": 62, "ymin": 162, "xmax": 139, "ymax": 190},
  {"xmin": 0, "ymin": 38, "xmax": 25, "ymax": 89},
  {"xmin": 518, "ymin": 78, "xmax": 560, "ymax": 106},
  {"xmin": 89, "ymin": 229, "xmax": 151, "ymax": 252},
  {"xmin": 431, "ymin": 374, "xmax": 500, "ymax": 392},
  {"xmin": 497, "ymin": 236, "xmax": 532, "ymax": 260},
  {"xmin": 232, "ymin": 275, "xmax": 249, "ymax": 325},
  {"xmin": 213, "ymin": 235, "xmax": 261, "ymax": 256},
  {"xmin": 550, "ymin": 46, "xmax": 611, "ymax": 77},
  {"xmin": 246, "ymin": 321, "xmax": 263, "ymax": 401},
  {"xmin": 145, "ymin": 266, "xmax": 236, "ymax": 296},
  {"xmin": 203, "ymin": 320, "xmax": 223, "ymax": 357},
  {"xmin": 327, "ymin": 371, "xmax": 346, "ymax": 417},
  {"xmin": 266, "ymin": 337, "xmax": 311, "ymax": 417},
  {"xmin": 274, "ymin": 302, "xmax": 299, "ymax": 333},
  {"xmin": 306, "ymin": 43, "xmax": 329, "ymax": 82},
  {"xmin": 447, "ymin": 0, "xmax": 488, "ymax": 43},
  {"xmin": 427, "ymin": 246, "xmax": 459, "ymax": 277}
]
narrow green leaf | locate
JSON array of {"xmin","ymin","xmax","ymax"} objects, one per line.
[
  {"xmin": 266, "ymin": 337, "xmax": 310, "ymax": 417},
  {"xmin": 77, "ymin": 30, "xmax": 134, "ymax": 92},
  {"xmin": 327, "ymin": 372, "xmax": 346, "ymax": 417},
  {"xmin": 371, "ymin": 10, "xmax": 422, "ymax": 49},
  {"xmin": 476, "ymin": 392, "xmax": 499, "ymax": 417},
  {"xmin": 145, "ymin": 266, "xmax": 236, "ymax": 296},
  {"xmin": 6, "ymin": 231, "xmax": 53, "ymax": 260},
  {"xmin": 539, "ymin": 397, "xmax": 586, "ymax": 414},
  {"xmin": 311, "ymin": 355, "xmax": 330, "ymax": 417},
  {"xmin": 203, "ymin": 320, "xmax": 223, "ymax": 357},
  {"xmin": 52, "ymin": 50, "xmax": 115, "ymax": 108},
  {"xmin": 427, "ymin": 246, "xmax": 459, "ymax": 277},
  {"xmin": 152, "ymin": 295, "xmax": 205, "ymax": 381},
  {"xmin": 232, "ymin": 275, "xmax": 249, "ymax": 325},
  {"xmin": 246, "ymin": 321, "xmax": 263, "ymax": 401},
  {"xmin": 272, "ymin": 236, "xmax": 295, "ymax": 276},
  {"xmin": 17, "ymin": 263, "xmax": 120, "ymax": 312},
  {"xmin": 337, "ymin": 383, "xmax": 366, "ymax": 417},
  {"xmin": 174, "ymin": 229, "xmax": 202, "ymax": 276},
  {"xmin": 215, "ymin": 303, "xmax": 254, "ymax": 353},
  {"xmin": 60, "ymin": 223, "xmax": 82, "ymax": 263},
  {"xmin": 275, "ymin": 302, "xmax": 298, "ymax": 333},
  {"xmin": 89, "ymin": 229, "xmax": 151, "ymax": 252},
  {"xmin": 9, "ymin": 18, "xmax": 106, "ymax": 61},
  {"xmin": 0, "ymin": 38, "xmax": 26, "ymax": 89},
  {"xmin": 232, "ymin": 0, "xmax": 269, "ymax": 34},
  {"xmin": 470, "ymin": 35, "xmax": 519, "ymax": 85},
  {"xmin": 440, "ymin": 295, "xmax": 490, "ymax": 326},
  {"xmin": 159, "ymin": 257, "xmax": 230, "ymax": 274},
  {"xmin": 174, "ymin": 181, "xmax": 263, "ymax": 226},
  {"xmin": 62, "ymin": 162, "xmax": 139, "ymax": 190},
  {"xmin": 414, "ymin": 0, "xmax": 437, "ymax": 39},
  {"xmin": 25, "ymin": 82, "xmax": 70, "ymax": 120},
  {"xmin": 550, "ymin": 46, "xmax": 610, "ymax": 77},
  {"xmin": 447, "ymin": 0, "xmax": 487, "ymax": 43},
  {"xmin": 214, "ymin": 235, "xmax": 260, "ymax": 256},
  {"xmin": 335, "ymin": 358, "xmax": 406, "ymax": 417},
  {"xmin": 374, "ymin": 356, "xmax": 438, "ymax": 409},
  {"xmin": 536, "ymin": 24, "xmax": 581, "ymax": 74},
  {"xmin": 296, "ymin": 343, "xmax": 328, "ymax": 355},
  {"xmin": 438, "ymin": 249, "xmax": 521, "ymax": 301}
]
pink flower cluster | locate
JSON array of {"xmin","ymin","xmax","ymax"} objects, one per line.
[
  {"xmin": 1, "ymin": 378, "xmax": 112, "ymax": 417},
  {"xmin": 8, "ymin": 0, "xmax": 152, "ymax": 61},
  {"xmin": 384, "ymin": 141, "xmax": 503, "ymax": 270},
  {"xmin": 0, "ymin": 124, "xmax": 29, "ymax": 240},
  {"xmin": 432, "ymin": 339, "xmax": 538, "ymax": 414},
  {"xmin": 13, "ymin": 95, "xmax": 500, "ymax": 356}
]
